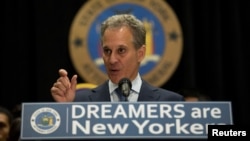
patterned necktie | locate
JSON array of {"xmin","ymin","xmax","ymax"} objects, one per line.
[{"xmin": 115, "ymin": 88, "xmax": 127, "ymax": 101}]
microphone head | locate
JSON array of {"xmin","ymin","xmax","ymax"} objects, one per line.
[{"xmin": 118, "ymin": 78, "xmax": 132, "ymax": 97}]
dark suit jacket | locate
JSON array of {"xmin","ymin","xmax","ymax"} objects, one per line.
[{"xmin": 74, "ymin": 80, "xmax": 184, "ymax": 102}]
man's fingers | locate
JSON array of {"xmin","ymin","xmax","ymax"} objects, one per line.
[
  {"xmin": 53, "ymin": 81, "xmax": 67, "ymax": 92},
  {"xmin": 56, "ymin": 76, "xmax": 70, "ymax": 89},
  {"xmin": 70, "ymin": 75, "xmax": 78, "ymax": 91},
  {"xmin": 59, "ymin": 69, "xmax": 68, "ymax": 77},
  {"xmin": 51, "ymin": 85, "xmax": 65, "ymax": 97}
]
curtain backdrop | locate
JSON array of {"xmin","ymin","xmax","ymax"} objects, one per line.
[{"xmin": 2, "ymin": 0, "xmax": 249, "ymax": 126}]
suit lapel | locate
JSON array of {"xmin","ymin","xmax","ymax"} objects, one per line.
[
  {"xmin": 89, "ymin": 81, "xmax": 111, "ymax": 101},
  {"xmin": 138, "ymin": 80, "xmax": 160, "ymax": 101}
]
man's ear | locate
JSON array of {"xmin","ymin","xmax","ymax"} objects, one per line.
[{"xmin": 137, "ymin": 45, "xmax": 146, "ymax": 62}]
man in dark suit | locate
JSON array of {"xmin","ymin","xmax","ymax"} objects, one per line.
[{"xmin": 51, "ymin": 14, "xmax": 184, "ymax": 102}]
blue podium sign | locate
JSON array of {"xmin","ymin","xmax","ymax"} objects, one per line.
[{"xmin": 21, "ymin": 102, "xmax": 233, "ymax": 140}]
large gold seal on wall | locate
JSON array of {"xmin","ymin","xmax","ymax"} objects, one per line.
[{"xmin": 69, "ymin": 0, "xmax": 183, "ymax": 87}]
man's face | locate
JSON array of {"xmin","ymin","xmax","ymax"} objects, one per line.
[
  {"xmin": 102, "ymin": 26, "xmax": 145, "ymax": 84},
  {"xmin": 0, "ymin": 113, "xmax": 10, "ymax": 141}
]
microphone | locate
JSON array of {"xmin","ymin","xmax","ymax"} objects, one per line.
[{"xmin": 118, "ymin": 78, "xmax": 132, "ymax": 98}]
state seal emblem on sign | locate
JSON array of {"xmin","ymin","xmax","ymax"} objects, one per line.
[
  {"xmin": 30, "ymin": 107, "xmax": 61, "ymax": 134},
  {"xmin": 69, "ymin": 0, "xmax": 183, "ymax": 87}
]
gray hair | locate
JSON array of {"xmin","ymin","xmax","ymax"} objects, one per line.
[{"xmin": 100, "ymin": 14, "xmax": 146, "ymax": 49}]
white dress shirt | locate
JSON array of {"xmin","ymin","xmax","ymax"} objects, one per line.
[{"xmin": 109, "ymin": 73, "xmax": 142, "ymax": 102}]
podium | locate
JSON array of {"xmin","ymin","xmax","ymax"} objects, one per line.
[{"xmin": 20, "ymin": 101, "xmax": 233, "ymax": 140}]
